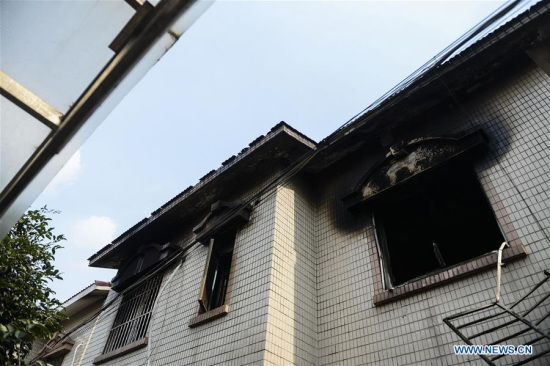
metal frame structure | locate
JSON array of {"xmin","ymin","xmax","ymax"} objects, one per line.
[
  {"xmin": 443, "ymin": 244, "xmax": 550, "ymax": 366},
  {"xmin": 0, "ymin": 0, "xmax": 213, "ymax": 238},
  {"xmin": 102, "ymin": 273, "xmax": 163, "ymax": 354},
  {"xmin": 0, "ymin": 71, "xmax": 62, "ymax": 129}
]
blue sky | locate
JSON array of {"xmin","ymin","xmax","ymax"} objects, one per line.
[{"xmin": 31, "ymin": 0, "xmax": 505, "ymax": 302}]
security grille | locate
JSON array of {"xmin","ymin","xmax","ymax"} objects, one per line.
[
  {"xmin": 103, "ymin": 273, "xmax": 163, "ymax": 353},
  {"xmin": 443, "ymin": 270, "xmax": 550, "ymax": 365}
]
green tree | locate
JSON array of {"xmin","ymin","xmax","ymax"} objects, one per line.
[{"xmin": 0, "ymin": 207, "xmax": 66, "ymax": 365}]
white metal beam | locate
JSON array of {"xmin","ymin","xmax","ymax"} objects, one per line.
[{"xmin": 0, "ymin": 70, "xmax": 62, "ymax": 129}]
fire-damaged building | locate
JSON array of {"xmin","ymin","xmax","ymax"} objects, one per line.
[{"xmin": 48, "ymin": 1, "xmax": 550, "ymax": 365}]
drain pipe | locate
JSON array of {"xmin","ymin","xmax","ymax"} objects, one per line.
[
  {"xmin": 70, "ymin": 343, "xmax": 84, "ymax": 366},
  {"xmin": 495, "ymin": 242, "xmax": 510, "ymax": 302},
  {"xmin": 146, "ymin": 258, "xmax": 185, "ymax": 366}
]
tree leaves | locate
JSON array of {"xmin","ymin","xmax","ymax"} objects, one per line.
[{"xmin": 0, "ymin": 207, "xmax": 66, "ymax": 365}]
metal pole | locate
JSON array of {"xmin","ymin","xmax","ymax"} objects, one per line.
[{"xmin": 495, "ymin": 242, "xmax": 509, "ymax": 302}]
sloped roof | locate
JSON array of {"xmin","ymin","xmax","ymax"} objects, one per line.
[
  {"xmin": 343, "ymin": 0, "xmax": 543, "ymax": 133},
  {"xmin": 308, "ymin": 0, "xmax": 549, "ymax": 171},
  {"xmin": 61, "ymin": 280, "xmax": 111, "ymax": 317},
  {"xmin": 88, "ymin": 122, "xmax": 316, "ymax": 267},
  {"xmin": 88, "ymin": 0, "xmax": 550, "ymax": 268}
]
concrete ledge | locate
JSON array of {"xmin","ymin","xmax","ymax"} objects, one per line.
[
  {"xmin": 92, "ymin": 338, "xmax": 148, "ymax": 365},
  {"xmin": 188, "ymin": 304, "xmax": 230, "ymax": 328},
  {"xmin": 374, "ymin": 245, "xmax": 527, "ymax": 306}
]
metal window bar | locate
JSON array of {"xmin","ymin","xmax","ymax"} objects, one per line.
[
  {"xmin": 103, "ymin": 273, "xmax": 163, "ymax": 354},
  {"xmin": 443, "ymin": 270, "xmax": 550, "ymax": 365}
]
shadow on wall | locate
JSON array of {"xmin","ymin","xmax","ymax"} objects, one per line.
[{"xmin": 288, "ymin": 179, "xmax": 318, "ymax": 366}]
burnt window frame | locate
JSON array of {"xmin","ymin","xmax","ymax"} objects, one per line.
[
  {"xmin": 188, "ymin": 230, "xmax": 236, "ymax": 328},
  {"xmin": 341, "ymin": 130, "xmax": 528, "ymax": 305},
  {"xmin": 188, "ymin": 201, "xmax": 252, "ymax": 328},
  {"xmin": 371, "ymin": 161, "xmax": 507, "ymax": 289},
  {"xmin": 367, "ymin": 164, "xmax": 527, "ymax": 305},
  {"xmin": 198, "ymin": 230, "xmax": 236, "ymax": 313}
]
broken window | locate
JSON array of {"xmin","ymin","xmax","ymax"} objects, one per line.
[
  {"xmin": 198, "ymin": 230, "xmax": 236, "ymax": 313},
  {"xmin": 102, "ymin": 273, "xmax": 163, "ymax": 354},
  {"xmin": 374, "ymin": 161, "xmax": 505, "ymax": 287}
]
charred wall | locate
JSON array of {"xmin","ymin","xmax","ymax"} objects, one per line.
[{"xmin": 314, "ymin": 57, "xmax": 550, "ymax": 364}]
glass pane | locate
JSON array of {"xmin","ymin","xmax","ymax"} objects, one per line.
[
  {"xmin": 0, "ymin": 96, "xmax": 51, "ymax": 191},
  {"xmin": 0, "ymin": 0, "xmax": 135, "ymax": 113}
]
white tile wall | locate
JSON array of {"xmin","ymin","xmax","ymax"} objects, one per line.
[
  {"xmin": 316, "ymin": 62, "xmax": 550, "ymax": 365},
  {"xmin": 72, "ymin": 60, "xmax": 550, "ymax": 366}
]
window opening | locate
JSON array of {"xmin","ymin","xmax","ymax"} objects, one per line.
[
  {"xmin": 102, "ymin": 273, "xmax": 163, "ymax": 354},
  {"xmin": 375, "ymin": 161, "xmax": 505, "ymax": 286},
  {"xmin": 198, "ymin": 230, "xmax": 236, "ymax": 313},
  {"xmin": 44, "ymin": 353, "xmax": 65, "ymax": 366}
]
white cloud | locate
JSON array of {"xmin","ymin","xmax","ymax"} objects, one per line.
[
  {"xmin": 44, "ymin": 149, "xmax": 83, "ymax": 193},
  {"xmin": 70, "ymin": 215, "xmax": 117, "ymax": 251},
  {"xmin": 51, "ymin": 215, "xmax": 117, "ymax": 300}
]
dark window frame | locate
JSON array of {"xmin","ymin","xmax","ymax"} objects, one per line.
[
  {"xmin": 199, "ymin": 231, "xmax": 236, "ymax": 309},
  {"xmin": 188, "ymin": 200, "xmax": 252, "ymax": 327},
  {"xmin": 368, "ymin": 164, "xmax": 527, "ymax": 305},
  {"xmin": 101, "ymin": 273, "xmax": 163, "ymax": 355},
  {"xmin": 189, "ymin": 230, "xmax": 236, "ymax": 327},
  {"xmin": 373, "ymin": 162, "xmax": 507, "ymax": 288}
]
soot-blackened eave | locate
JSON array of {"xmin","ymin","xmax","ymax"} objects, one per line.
[
  {"xmin": 89, "ymin": 128, "xmax": 315, "ymax": 268},
  {"xmin": 305, "ymin": 9, "xmax": 547, "ymax": 174}
]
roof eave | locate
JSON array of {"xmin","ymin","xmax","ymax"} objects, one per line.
[
  {"xmin": 62, "ymin": 281, "xmax": 111, "ymax": 317},
  {"xmin": 305, "ymin": 0, "xmax": 550, "ymax": 173},
  {"xmin": 88, "ymin": 122, "xmax": 316, "ymax": 268}
]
